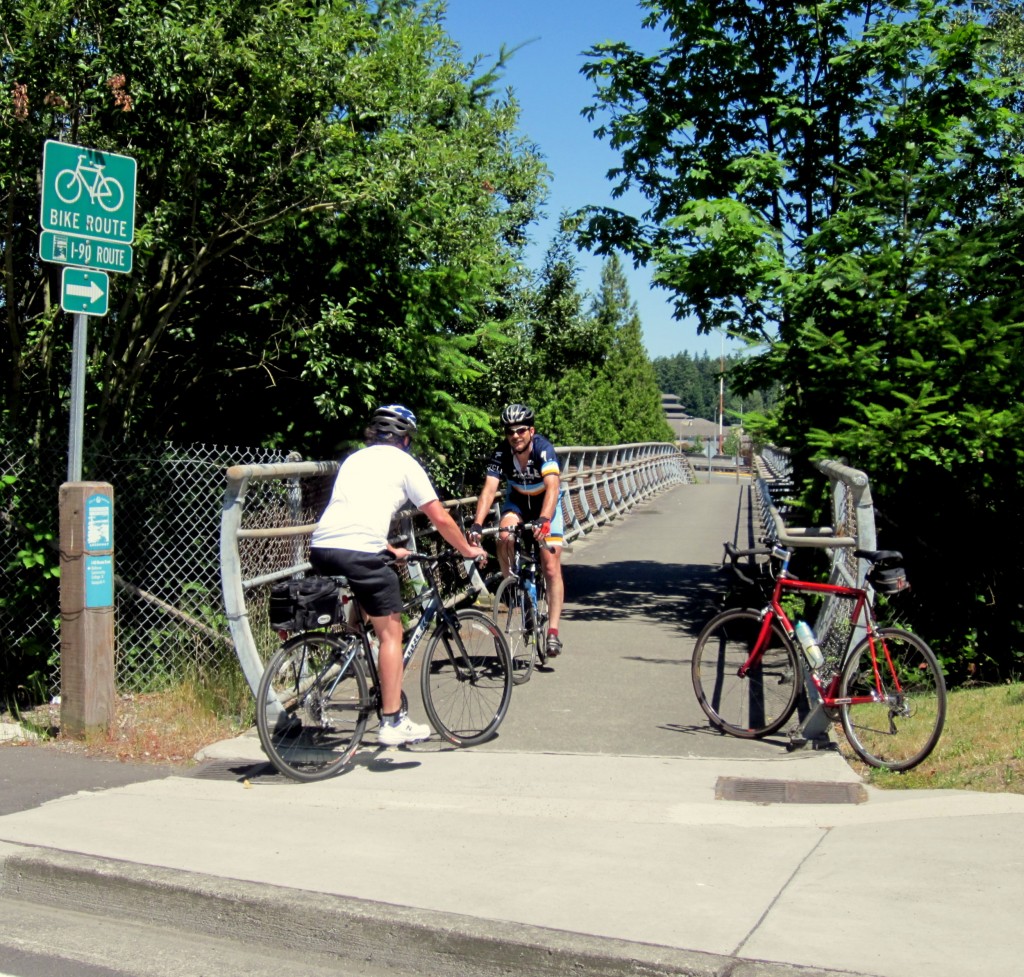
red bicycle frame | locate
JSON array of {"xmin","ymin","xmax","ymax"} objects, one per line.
[{"xmin": 740, "ymin": 552, "xmax": 902, "ymax": 710}]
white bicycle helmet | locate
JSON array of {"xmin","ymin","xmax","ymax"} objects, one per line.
[{"xmin": 368, "ymin": 404, "xmax": 418, "ymax": 438}]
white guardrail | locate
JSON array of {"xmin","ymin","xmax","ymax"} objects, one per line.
[
  {"xmin": 220, "ymin": 443, "xmax": 691, "ymax": 695},
  {"xmin": 752, "ymin": 450, "xmax": 879, "ymax": 658}
]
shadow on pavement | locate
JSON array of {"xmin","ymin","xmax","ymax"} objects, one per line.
[{"xmin": 564, "ymin": 559, "xmax": 733, "ymax": 638}]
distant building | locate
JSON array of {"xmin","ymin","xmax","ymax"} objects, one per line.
[{"xmin": 662, "ymin": 392, "xmax": 727, "ymax": 445}]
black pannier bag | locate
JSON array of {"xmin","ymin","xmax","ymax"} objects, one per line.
[
  {"xmin": 268, "ymin": 577, "xmax": 342, "ymax": 631},
  {"xmin": 868, "ymin": 565, "xmax": 910, "ymax": 595}
]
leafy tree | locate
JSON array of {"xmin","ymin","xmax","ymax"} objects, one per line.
[
  {"xmin": 581, "ymin": 0, "xmax": 1024, "ymax": 679},
  {"xmin": 589, "ymin": 254, "xmax": 674, "ymax": 443},
  {"xmin": 1, "ymin": 0, "xmax": 549, "ymax": 699},
  {"xmin": 1, "ymin": 0, "xmax": 546, "ymax": 461}
]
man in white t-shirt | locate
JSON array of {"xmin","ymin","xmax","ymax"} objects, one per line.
[{"xmin": 310, "ymin": 405, "xmax": 486, "ymax": 746}]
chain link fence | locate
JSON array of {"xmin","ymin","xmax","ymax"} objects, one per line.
[
  {"xmin": 3, "ymin": 437, "xmax": 687, "ymax": 703},
  {"xmin": 1, "ymin": 439, "xmax": 291, "ymax": 701}
]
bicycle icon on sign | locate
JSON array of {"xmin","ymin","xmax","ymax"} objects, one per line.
[{"xmin": 55, "ymin": 154, "xmax": 125, "ymax": 212}]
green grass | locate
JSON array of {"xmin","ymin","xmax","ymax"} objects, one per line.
[{"xmin": 843, "ymin": 682, "xmax": 1024, "ymax": 792}]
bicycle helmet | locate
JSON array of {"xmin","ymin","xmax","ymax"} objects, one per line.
[
  {"xmin": 500, "ymin": 403, "xmax": 534, "ymax": 427},
  {"xmin": 367, "ymin": 404, "xmax": 418, "ymax": 439}
]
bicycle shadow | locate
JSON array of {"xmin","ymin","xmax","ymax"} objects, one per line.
[{"xmin": 659, "ymin": 721, "xmax": 795, "ymax": 750}]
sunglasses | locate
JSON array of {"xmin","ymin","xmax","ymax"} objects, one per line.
[{"xmin": 505, "ymin": 426, "xmax": 530, "ymax": 437}]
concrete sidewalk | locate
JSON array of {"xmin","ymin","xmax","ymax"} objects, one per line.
[
  {"xmin": 2, "ymin": 730, "xmax": 1022, "ymax": 977},
  {"xmin": 3, "ymin": 481, "xmax": 1022, "ymax": 976}
]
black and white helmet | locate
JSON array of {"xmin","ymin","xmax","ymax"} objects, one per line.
[
  {"xmin": 500, "ymin": 403, "xmax": 534, "ymax": 427},
  {"xmin": 368, "ymin": 404, "xmax": 418, "ymax": 439}
]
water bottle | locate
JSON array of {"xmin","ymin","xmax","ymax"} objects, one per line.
[
  {"xmin": 523, "ymin": 577, "xmax": 538, "ymax": 630},
  {"xmin": 794, "ymin": 620, "xmax": 824, "ymax": 670}
]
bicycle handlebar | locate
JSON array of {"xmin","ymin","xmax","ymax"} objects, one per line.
[
  {"xmin": 476, "ymin": 521, "xmax": 554, "ymax": 553},
  {"xmin": 387, "ymin": 549, "xmax": 469, "ymax": 567}
]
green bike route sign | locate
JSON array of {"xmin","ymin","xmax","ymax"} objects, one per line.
[{"xmin": 39, "ymin": 140, "xmax": 136, "ymax": 273}]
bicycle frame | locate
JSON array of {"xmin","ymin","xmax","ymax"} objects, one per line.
[
  {"xmin": 745, "ymin": 549, "xmax": 904, "ymax": 712},
  {"xmin": 342, "ymin": 554, "xmax": 484, "ymax": 692}
]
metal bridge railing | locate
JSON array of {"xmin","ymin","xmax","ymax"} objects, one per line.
[
  {"xmin": 750, "ymin": 452, "xmax": 881, "ymax": 746},
  {"xmin": 220, "ymin": 442, "xmax": 688, "ymax": 695},
  {"xmin": 753, "ymin": 453, "xmax": 878, "ymax": 669}
]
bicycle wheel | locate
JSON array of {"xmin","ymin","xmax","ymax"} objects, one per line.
[
  {"xmin": 839, "ymin": 628, "xmax": 946, "ymax": 771},
  {"xmin": 420, "ymin": 608, "xmax": 513, "ymax": 746},
  {"xmin": 256, "ymin": 632, "xmax": 371, "ymax": 782},
  {"xmin": 691, "ymin": 608, "xmax": 801, "ymax": 738},
  {"xmin": 493, "ymin": 577, "xmax": 536, "ymax": 684}
]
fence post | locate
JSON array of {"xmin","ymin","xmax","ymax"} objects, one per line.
[{"xmin": 59, "ymin": 482, "xmax": 116, "ymax": 737}]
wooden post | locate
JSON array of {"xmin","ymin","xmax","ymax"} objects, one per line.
[{"xmin": 59, "ymin": 482, "xmax": 115, "ymax": 738}]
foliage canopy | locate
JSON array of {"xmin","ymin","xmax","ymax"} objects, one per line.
[
  {"xmin": 582, "ymin": 0, "xmax": 1024, "ymax": 679},
  {"xmin": 1, "ymin": 0, "xmax": 548, "ymax": 459}
]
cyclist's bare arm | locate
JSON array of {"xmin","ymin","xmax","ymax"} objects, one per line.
[
  {"xmin": 533, "ymin": 473, "xmax": 560, "ymax": 540},
  {"xmin": 470, "ymin": 474, "xmax": 502, "ymax": 535}
]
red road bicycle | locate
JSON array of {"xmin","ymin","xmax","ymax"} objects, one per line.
[{"xmin": 691, "ymin": 542, "xmax": 946, "ymax": 771}]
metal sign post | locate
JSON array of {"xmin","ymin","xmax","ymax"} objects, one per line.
[{"xmin": 40, "ymin": 140, "xmax": 135, "ymax": 737}]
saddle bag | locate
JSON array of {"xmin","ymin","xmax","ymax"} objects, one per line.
[
  {"xmin": 868, "ymin": 565, "xmax": 910, "ymax": 595},
  {"xmin": 268, "ymin": 577, "xmax": 342, "ymax": 631}
]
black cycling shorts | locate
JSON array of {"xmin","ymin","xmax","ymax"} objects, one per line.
[{"xmin": 309, "ymin": 548, "xmax": 403, "ymax": 617}]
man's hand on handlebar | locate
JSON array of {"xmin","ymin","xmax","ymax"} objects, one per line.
[
  {"xmin": 464, "ymin": 542, "xmax": 487, "ymax": 563},
  {"xmin": 532, "ymin": 519, "xmax": 551, "ymax": 542}
]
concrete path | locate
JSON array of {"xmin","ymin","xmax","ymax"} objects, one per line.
[{"xmin": 2, "ymin": 480, "xmax": 1022, "ymax": 977}]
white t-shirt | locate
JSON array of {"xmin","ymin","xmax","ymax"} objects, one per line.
[{"xmin": 311, "ymin": 445, "xmax": 437, "ymax": 553}]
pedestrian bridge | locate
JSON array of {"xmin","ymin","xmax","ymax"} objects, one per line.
[{"xmin": 220, "ymin": 447, "xmax": 872, "ymax": 764}]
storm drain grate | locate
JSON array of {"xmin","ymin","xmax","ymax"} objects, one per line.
[
  {"xmin": 188, "ymin": 759, "xmax": 293, "ymax": 785},
  {"xmin": 715, "ymin": 777, "xmax": 868, "ymax": 805}
]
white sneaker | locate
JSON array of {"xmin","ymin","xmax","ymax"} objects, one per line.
[{"xmin": 378, "ymin": 716, "xmax": 431, "ymax": 746}]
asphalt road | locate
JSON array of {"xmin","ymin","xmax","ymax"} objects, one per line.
[{"xmin": 0, "ymin": 743, "xmax": 177, "ymax": 816}]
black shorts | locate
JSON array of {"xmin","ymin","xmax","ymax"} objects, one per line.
[{"xmin": 309, "ymin": 548, "xmax": 403, "ymax": 617}]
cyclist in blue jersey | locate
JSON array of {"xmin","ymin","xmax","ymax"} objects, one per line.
[{"xmin": 468, "ymin": 404, "xmax": 565, "ymax": 658}]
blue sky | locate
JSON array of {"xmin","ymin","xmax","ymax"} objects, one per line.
[{"xmin": 442, "ymin": 0, "xmax": 738, "ymax": 360}]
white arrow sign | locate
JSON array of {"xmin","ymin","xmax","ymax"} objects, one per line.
[
  {"xmin": 61, "ymin": 267, "xmax": 109, "ymax": 316},
  {"xmin": 66, "ymin": 279, "xmax": 106, "ymax": 303}
]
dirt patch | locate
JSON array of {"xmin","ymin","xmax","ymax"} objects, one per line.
[{"xmin": 8, "ymin": 693, "xmax": 246, "ymax": 767}]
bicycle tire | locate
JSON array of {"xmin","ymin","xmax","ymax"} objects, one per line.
[
  {"xmin": 255, "ymin": 632, "xmax": 371, "ymax": 782},
  {"xmin": 691, "ymin": 607, "xmax": 801, "ymax": 738},
  {"xmin": 839, "ymin": 627, "xmax": 946, "ymax": 771},
  {"xmin": 493, "ymin": 576, "xmax": 537, "ymax": 684},
  {"xmin": 420, "ymin": 608, "xmax": 513, "ymax": 746}
]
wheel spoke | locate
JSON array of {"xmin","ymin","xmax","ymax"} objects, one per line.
[
  {"xmin": 256, "ymin": 633, "xmax": 370, "ymax": 782},
  {"xmin": 839, "ymin": 628, "xmax": 946, "ymax": 771}
]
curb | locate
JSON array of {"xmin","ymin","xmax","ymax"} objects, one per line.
[{"xmin": 0, "ymin": 843, "xmax": 874, "ymax": 977}]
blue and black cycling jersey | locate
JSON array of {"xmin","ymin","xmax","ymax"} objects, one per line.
[
  {"xmin": 485, "ymin": 432, "xmax": 564, "ymax": 541},
  {"xmin": 485, "ymin": 433, "xmax": 560, "ymax": 501}
]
